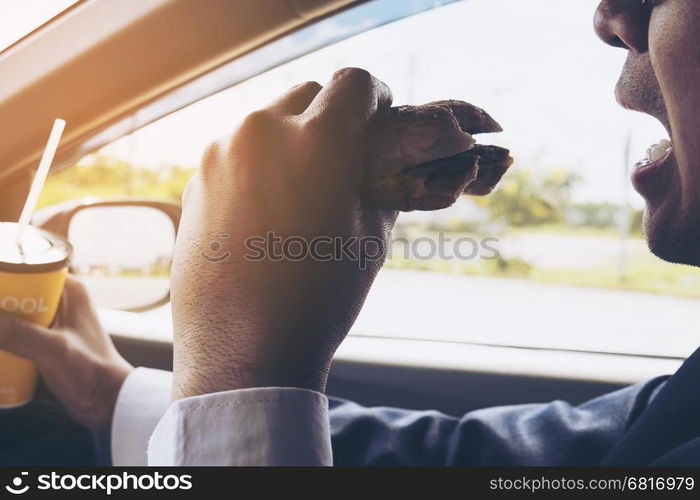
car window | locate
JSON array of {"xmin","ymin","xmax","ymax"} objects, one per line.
[{"xmin": 39, "ymin": 0, "xmax": 700, "ymax": 358}]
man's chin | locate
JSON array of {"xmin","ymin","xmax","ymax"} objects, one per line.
[{"xmin": 644, "ymin": 203, "xmax": 700, "ymax": 267}]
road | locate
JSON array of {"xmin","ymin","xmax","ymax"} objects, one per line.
[{"xmin": 353, "ymin": 269, "xmax": 699, "ymax": 358}]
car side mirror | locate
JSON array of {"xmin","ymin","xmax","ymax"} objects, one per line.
[{"xmin": 35, "ymin": 199, "xmax": 180, "ymax": 312}]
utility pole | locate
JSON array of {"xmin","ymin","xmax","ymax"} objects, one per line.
[{"xmin": 618, "ymin": 131, "xmax": 632, "ymax": 283}]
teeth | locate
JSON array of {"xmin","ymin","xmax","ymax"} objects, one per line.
[{"xmin": 646, "ymin": 139, "xmax": 673, "ymax": 163}]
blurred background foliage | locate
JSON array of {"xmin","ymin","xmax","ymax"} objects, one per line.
[{"xmin": 39, "ymin": 155, "xmax": 194, "ymax": 208}]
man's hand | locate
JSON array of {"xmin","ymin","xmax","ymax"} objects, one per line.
[
  {"xmin": 0, "ymin": 276, "xmax": 133, "ymax": 431},
  {"xmin": 171, "ymin": 68, "xmax": 396, "ymax": 398}
]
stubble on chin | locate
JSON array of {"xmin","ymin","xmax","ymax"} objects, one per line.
[{"xmin": 644, "ymin": 200, "xmax": 700, "ymax": 267}]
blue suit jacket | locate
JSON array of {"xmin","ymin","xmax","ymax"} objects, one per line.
[
  {"xmin": 329, "ymin": 347, "xmax": 700, "ymax": 465},
  {"xmin": 1, "ymin": 348, "xmax": 699, "ymax": 465}
]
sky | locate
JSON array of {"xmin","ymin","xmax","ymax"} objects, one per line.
[{"xmin": 3, "ymin": 0, "xmax": 666, "ymax": 208}]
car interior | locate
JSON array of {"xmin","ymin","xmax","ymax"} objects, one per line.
[{"xmin": 0, "ymin": 0, "xmax": 690, "ymax": 460}]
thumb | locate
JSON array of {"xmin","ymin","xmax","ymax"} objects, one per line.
[{"xmin": 0, "ymin": 314, "xmax": 62, "ymax": 364}]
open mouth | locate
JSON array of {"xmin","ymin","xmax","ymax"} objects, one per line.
[
  {"xmin": 631, "ymin": 138, "xmax": 676, "ymax": 204},
  {"xmin": 615, "ymin": 79, "xmax": 677, "ymax": 203},
  {"xmin": 644, "ymin": 139, "xmax": 673, "ymax": 164},
  {"xmin": 635, "ymin": 138, "xmax": 673, "ymax": 172}
]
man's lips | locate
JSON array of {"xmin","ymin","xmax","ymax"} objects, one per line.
[
  {"xmin": 631, "ymin": 146, "xmax": 676, "ymax": 205},
  {"xmin": 614, "ymin": 55, "xmax": 678, "ymax": 206}
]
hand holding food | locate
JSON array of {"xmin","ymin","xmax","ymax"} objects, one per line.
[
  {"xmin": 362, "ymin": 100, "xmax": 513, "ymax": 211},
  {"xmin": 171, "ymin": 69, "xmax": 398, "ymax": 397},
  {"xmin": 171, "ymin": 70, "xmax": 513, "ymax": 398}
]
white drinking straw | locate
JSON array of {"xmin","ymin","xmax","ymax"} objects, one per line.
[{"xmin": 16, "ymin": 118, "xmax": 66, "ymax": 246}]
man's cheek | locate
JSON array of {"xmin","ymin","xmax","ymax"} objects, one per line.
[{"xmin": 649, "ymin": 8, "xmax": 700, "ymax": 176}]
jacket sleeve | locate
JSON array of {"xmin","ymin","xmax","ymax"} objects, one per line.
[{"xmin": 328, "ymin": 377, "xmax": 667, "ymax": 465}]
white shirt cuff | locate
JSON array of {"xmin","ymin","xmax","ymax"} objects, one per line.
[
  {"xmin": 111, "ymin": 367, "xmax": 173, "ymax": 466},
  {"xmin": 147, "ymin": 387, "xmax": 332, "ymax": 466}
]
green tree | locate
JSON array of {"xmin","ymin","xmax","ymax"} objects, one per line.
[
  {"xmin": 39, "ymin": 155, "xmax": 196, "ymax": 208},
  {"xmin": 475, "ymin": 167, "xmax": 582, "ymax": 226}
]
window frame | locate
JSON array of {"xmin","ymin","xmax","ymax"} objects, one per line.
[{"xmin": 48, "ymin": 0, "xmax": 461, "ymax": 178}]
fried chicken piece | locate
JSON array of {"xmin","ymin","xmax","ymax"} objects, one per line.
[
  {"xmin": 361, "ymin": 100, "xmax": 513, "ymax": 211},
  {"xmin": 427, "ymin": 99, "xmax": 503, "ymax": 135},
  {"xmin": 462, "ymin": 145, "xmax": 514, "ymax": 196},
  {"xmin": 375, "ymin": 152, "xmax": 480, "ymax": 212}
]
